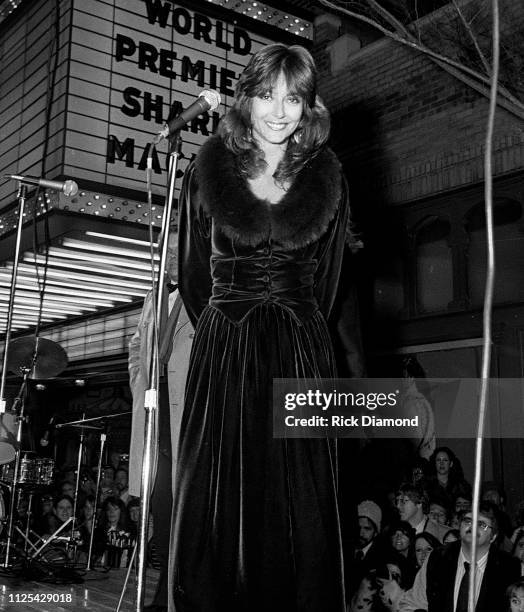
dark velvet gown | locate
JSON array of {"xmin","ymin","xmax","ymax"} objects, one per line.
[{"xmin": 171, "ymin": 135, "xmax": 349, "ymax": 612}]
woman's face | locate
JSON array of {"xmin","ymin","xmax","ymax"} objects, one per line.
[
  {"xmin": 513, "ymin": 536, "xmax": 524, "ymax": 562},
  {"xmin": 391, "ymin": 529, "xmax": 410, "ymax": 553},
  {"xmin": 106, "ymin": 502, "xmax": 121, "ymax": 525},
  {"xmin": 429, "ymin": 503, "xmax": 448, "ymax": 526},
  {"xmin": 250, "ymin": 72, "xmax": 303, "ymax": 149},
  {"xmin": 435, "ymin": 451, "xmax": 452, "ymax": 475},
  {"xmin": 415, "ymin": 537, "xmax": 433, "ymax": 567},
  {"xmin": 83, "ymin": 500, "xmax": 94, "ymax": 521},
  {"xmin": 510, "ymin": 587, "xmax": 524, "ymax": 612},
  {"xmin": 55, "ymin": 499, "xmax": 73, "ymax": 522}
]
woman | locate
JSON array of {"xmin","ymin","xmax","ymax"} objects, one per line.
[
  {"xmin": 413, "ymin": 531, "xmax": 440, "ymax": 570},
  {"xmin": 99, "ymin": 496, "xmax": 132, "ymax": 567},
  {"xmin": 426, "ymin": 446, "xmax": 471, "ymax": 504},
  {"xmin": 40, "ymin": 494, "xmax": 74, "ymax": 538},
  {"xmin": 388, "ymin": 522, "xmax": 415, "ymax": 561},
  {"xmin": 511, "ymin": 529, "xmax": 524, "ymax": 576},
  {"xmin": 507, "ymin": 578, "xmax": 524, "ymax": 612},
  {"xmin": 172, "ymin": 43, "xmax": 353, "ymax": 611}
]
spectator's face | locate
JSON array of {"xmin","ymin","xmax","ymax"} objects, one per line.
[
  {"xmin": 106, "ymin": 502, "xmax": 121, "ymax": 525},
  {"xmin": 101, "ymin": 468, "xmax": 115, "ymax": 487},
  {"xmin": 510, "ymin": 587, "xmax": 524, "ymax": 612},
  {"xmin": 55, "ymin": 499, "xmax": 73, "ymax": 522},
  {"xmin": 455, "ymin": 496, "xmax": 471, "ymax": 514},
  {"xmin": 482, "ymin": 489, "xmax": 502, "ymax": 507},
  {"xmin": 41, "ymin": 498, "xmax": 53, "ymax": 514},
  {"xmin": 83, "ymin": 500, "xmax": 94, "ymax": 521},
  {"xmin": 63, "ymin": 470, "xmax": 75, "ymax": 482},
  {"xmin": 358, "ymin": 517, "xmax": 376, "ymax": 548},
  {"xmin": 100, "ymin": 487, "xmax": 113, "ymax": 503},
  {"xmin": 459, "ymin": 512, "xmax": 495, "ymax": 548},
  {"xmin": 435, "ymin": 451, "xmax": 451, "ymax": 476},
  {"xmin": 391, "ymin": 529, "xmax": 410, "ymax": 553},
  {"xmin": 114, "ymin": 470, "xmax": 128, "ymax": 492},
  {"xmin": 80, "ymin": 477, "xmax": 94, "ymax": 493},
  {"xmin": 513, "ymin": 535, "xmax": 524, "ymax": 562},
  {"xmin": 443, "ymin": 530, "xmax": 459, "ymax": 544},
  {"xmin": 129, "ymin": 506, "xmax": 140, "ymax": 524},
  {"xmin": 429, "ymin": 503, "xmax": 448, "ymax": 526},
  {"xmin": 415, "ymin": 537, "xmax": 434, "ymax": 567},
  {"xmin": 62, "ymin": 483, "xmax": 75, "ymax": 498},
  {"xmin": 396, "ymin": 495, "xmax": 419, "ymax": 522}
]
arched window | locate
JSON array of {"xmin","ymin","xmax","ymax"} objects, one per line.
[
  {"xmin": 415, "ymin": 217, "xmax": 453, "ymax": 314},
  {"xmin": 465, "ymin": 199, "xmax": 524, "ymax": 307}
]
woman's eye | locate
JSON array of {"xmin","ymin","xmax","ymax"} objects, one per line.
[
  {"xmin": 260, "ymin": 92, "xmax": 272, "ymax": 100},
  {"xmin": 287, "ymin": 96, "xmax": 301, "ymax": 104}
]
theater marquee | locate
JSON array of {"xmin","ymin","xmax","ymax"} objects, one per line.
[{"xmin": 66, "ymin": 0, "xmax": 273, "ymax": 196}]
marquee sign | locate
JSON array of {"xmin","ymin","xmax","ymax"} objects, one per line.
[{"xmin": 64, "ymin": 0, "xmax": 274, "ymax": 198}]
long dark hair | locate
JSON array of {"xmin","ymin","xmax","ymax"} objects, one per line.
[{"xmin": 218, "ymin": 43, "xmax": 330, "ymax": 183}]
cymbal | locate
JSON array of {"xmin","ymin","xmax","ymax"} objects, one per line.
[{"xmin": 7, "ymin": 337, "xmax": 68, "ymax": 379}]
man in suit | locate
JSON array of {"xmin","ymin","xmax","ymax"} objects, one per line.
[
  {"xmin": 129, "ymin": 227, "xmax": 193, "ymax": 612},
  {"xmin": 396, "ymin": 483, "xmax": 449, "ymax": 543},
  {"xmin": 399, "ymin": 501, "xmax": 520, "ymax": 611}
]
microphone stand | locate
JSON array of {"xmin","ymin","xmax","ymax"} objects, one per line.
[
  {"xmin": 87, "ymin": 425, "xmax": 107, "ymax": 570},
  {"xmin": 0, "ymin": 181, "xmax": 28, "ymax": 415},
  {"xmin": 132, "ymin": 132, "xmax": 182, "ymax": 612}
]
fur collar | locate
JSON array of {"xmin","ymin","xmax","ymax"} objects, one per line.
[{"xmin": 194, "ymin": 135, "xmax": 342, "ymax": 249}]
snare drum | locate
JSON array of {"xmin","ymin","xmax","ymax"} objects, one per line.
[
  {"xmin": 35, "ymin": 458, "xmax": 55, "ymax": 486},
  {"xmin": 0, "ymin": 412, "xmax": 17, "ymax": 465},
  {"xmin": 19, "ymin": 452, "xmax": 38, "ymax": 484}
]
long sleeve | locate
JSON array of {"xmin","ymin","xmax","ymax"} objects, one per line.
[
  {"xmin": 398, "ymin": 559, "xmax": 428, "ymax": 611},
  {"xmin": 314, "ymin": 175, "xmax": 350, "ymax": 321},
  {"xmin": 178, "ymin": 162, "xmax": 213, "ymax": 328},
  {"xmin": 128, "ymin": 294, "xmax": 154, "ymax": 498}
]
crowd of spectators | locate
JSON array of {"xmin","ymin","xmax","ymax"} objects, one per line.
[
  {"xmin": 348, "ymin": 445, "xmax": 524, "ymax": 611},
  {"xmin": 0, "ymin": 456, "xmax": 144, "ymax": 570},
  {"xmin": 2, "ymin": 443, "xmax": 524, "ymax": 608}
]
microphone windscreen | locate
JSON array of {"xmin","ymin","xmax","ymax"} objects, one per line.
[{"xmin": 64, "ymin": 180, "xmax": 79, "ymax": 197}]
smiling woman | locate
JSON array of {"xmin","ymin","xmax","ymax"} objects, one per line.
[{"xmin": 171, "ymin": 43, "xmax": 358, "ymax": 612}]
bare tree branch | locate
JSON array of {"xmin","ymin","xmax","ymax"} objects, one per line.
[
  {"xmin": 317, "ymin": 0, "xmax": 524, "ymax": 120},
  {"xmin": 451, "ymin": 0, "xmax": 491, "ymax": 75},
  {"xmin": 365, "ymin": 0, "xmax": 409, "ymax": 36}
]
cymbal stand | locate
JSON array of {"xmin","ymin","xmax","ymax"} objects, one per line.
[
  {"xmin": 2, "ymin": 365, "xmax": 32, "ymax": 569},
  {"xmin": 87, "ymin": 425, "xmax": 107, "ymax": 570},
  {"xmin": 69, "ymin": 417, "xmax": 86, "ymax": 559}
]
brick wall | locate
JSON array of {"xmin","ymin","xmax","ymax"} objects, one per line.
[{"xmin": 314, "ymin": 3, "xmax": 524, "ymax": 205}]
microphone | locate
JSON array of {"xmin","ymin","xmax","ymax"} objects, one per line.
[
  {"xmin": 4, "ymin": 174, "xmax": 79, "ymax": 196},
  {"xmin": 40, "ymin": 415, "xmax": 57, "ymax": 447},
  {"xmin": 155, "ymin": 89, "xmax": 221, "ymax": 142}
]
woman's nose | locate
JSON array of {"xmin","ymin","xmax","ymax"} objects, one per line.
[{"xmin": 271, "ymin": 98, "xmax": 285, "ymax": 118}]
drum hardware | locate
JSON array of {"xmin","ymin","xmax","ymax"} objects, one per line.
[
  {"xmin": 56, "ymin": 411, "xmax": 131, "ymax": 572},
  {"xmin": 7, "ymin": 336, "xmax": 68, "ymax": 381},
  {"xmin": 0, "ymin": 337, "xmax": 68, "ymax": 569}
]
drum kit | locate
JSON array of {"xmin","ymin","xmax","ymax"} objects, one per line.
[{"xmin": 0, "ymin": 336, "xmax": 130, "ymax": 577}]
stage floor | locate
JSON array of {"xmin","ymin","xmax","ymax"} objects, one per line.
[{"xmin": 1, "ymin": 567, "xmax": 159, "ymax": 611}]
